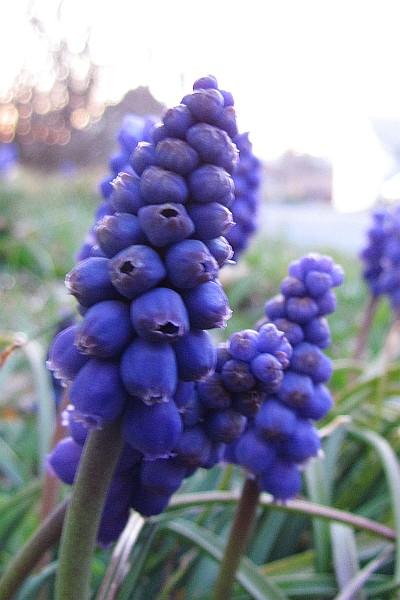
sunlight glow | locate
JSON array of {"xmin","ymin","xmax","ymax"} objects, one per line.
[{"xmin": 3, "ymin": 0, "xmax": 400, "ymax": 209}]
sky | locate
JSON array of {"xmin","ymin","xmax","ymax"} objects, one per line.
[{"xmin": 3, "ymin": 0, "xmax": 400, "ymax": 211}]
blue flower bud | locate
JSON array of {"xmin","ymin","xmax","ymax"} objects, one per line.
[
  {"xmin": 140, "ymin": 166, "xmax": 189, "ymax": 204},
  {"xmin": 115, "ymin": 443, "xmax": 143, "ymax": 473},
  {"xmin": 315, "ymin": 290, "xmax": 337, "ymax": 316},
  {"xmin": 109, "ymin": 244, "xmax": 166, "ymax": 299},
  {"xmin": 254, "ymin": 399, "xmax": 297, "ymax": 441},
  {"xmin": 130, "ymin": 287, "xmax": 189, "ymax": 342},
  {"xmin": 295, "ymin": 383, "xmax": 333, "ymax": 420},
  {"xmin": 69, "ymin": 359, "xmax": 128, "ymax": 427},
  {"xmin": 265, "ymin": 295, "xmax": 287, "ymax": 320},
  {"xmin": 250, "ymin": 353, "xmax": 283, "ymax": 391},
  {"xmin": 162, "ymin": 104, "xmax": 195, "ymax": 138},
  {"xmin": 184, "ymin": 88, "xmax": 225, "ymax": 123},
  {"xmin": 138, "ymin": 203, "xmax": 195, "ymax": 247},
  {"xmin": 130, "ymin": 488, "xmax": 171, "ymax": 517},
  {"xmin": 290, "ymin": 342, "xmax": 332, "ymax": 383},
  {"xmin": 47, "ymin": 324, "xmax": 89, "ymax": 383},
  {"xmin": 256, "ymin": 323, "xmax": 288, "ymax": 355},
  {"xmin": 186, "ymin": 202, "xmax": 235, "ymax": 240},
  {"xmin": 186, "ymin": 123, "xmax": 239, "ymax": 174},
  {"xmin": 182, "ymin": 280, "xmax": 232, "ymax": 329},
  {"xmin": 281, "ymin": 276, "xmax": 307, "ymax": 297},
  {"xmin": 277, "ymin": 371, "xmax": 315, "ymax": 410},
  {"xmin": 68, "ymin": 418, "xmax": 88, "ymax": 446},
  {"xmin": 155, "ymin": 138, "xmax": 199, "ymax": 175},
  {"xmin": 286, "ymin": 296, "xmax": 319, "ymax": 324},
  {"xmin": 140, "ymin": 457, "xmax": 186, "ymax": 495},
  {"xmin": 123, "ymin": 397, "xmax": 183, "ymax": 458},
  {"xmin": 165, "ymin": 239, "xmax": 219, "ymax": 289},
  {"xmin": 180, "ymin": 393, "xmax": 203, "ymax": 427},
  {"xmin": 258, "ymin": 459, "xmax": 301, "ymax": 500},
  {"xmin": 228, "ymin": 329, "xmax": 259, "ymax": 362},
  {"xmin": 231, "ymin": 389, "xmax": 263, "ymax": 418},
  {"xmin": 66, "ymin": 257, "xmax": 121, "ymax": 307},
  {"xmin": 173, "ymin": 380, "xmax": 197, "ymax": 411},
  {"xmin": 188, "ymin": 164, "xmax": 234, "ymax": 204},
  {"xmin": 279, "ymin": 418, "xmax": 321, "ymax": 463},
  {"xmin": 47, "ymin": 437, "xmax": 82, "ymax": 484},
  {"xmin": 95, "ymin": 213, "xmax": 146, "ymax": 258},
  {"xmin": 75, "ymin": 300, "xmax": 134, "ymax": 358},
  {"xmin": 220, "ymin": 358, "xmax": 255, "ymax": 393},
  {"xmin": 234, "ymin": 430, "xmax": 277, "ymax": 475},
  {"xmin": 305, "ymin": 270, "xmax": 333, "ymax": 297},
  {"xmin": 174, "ymin": 426, "xmax": 212, "ymax": 467},
  {"xmin": 110, "ymin": 172, "xmax": 144, "ymax": 214},
  {"xmin": 196, "ymin": 372, "xmax": 232, "ymax": 410},
  {"xmin": 303, "ymin": 317, "xmax": 331, "ymax": 348},
  {"xmin": 173, "ymin": 329, "xmax": 217, "ymax": 382},
  {"xmin": 151, "ymin": 122, "xmax": 168, "ymax": 144},
  {"xmin": 214, "ymin": 106, "xmax": 239, "ymax": 139},
  {"xmin": 205, "ymin": 237, "xmax": 234, "ymax": 267},
  {"xmin": 121, "ymin": 337, "xmax": 177, "ymax": 404},
  {"xmin": 192, "ymin": 75, "xmax": 219, "ymax": 90},
  {"xmin": 204, "ymin": 408, "xmax": 247, "ymax": 444},
  {"xmin": 130, "ymin": 142, "xmax": 157, "ymax": 176}
]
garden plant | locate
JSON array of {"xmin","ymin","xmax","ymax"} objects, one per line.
[{"xmin": 0, "ymin": 75, "xmax": 399, "ymax": 600}]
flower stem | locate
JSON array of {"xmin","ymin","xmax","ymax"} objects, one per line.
[
  {"xmin": 352, "ymin": 295, "xmax": 379, "ymax": 360},
  {"xmin": 211, "ymin": 477, "xmax": 260, "ymax": 600},
  {"xmin": 0, "ymin": 499, "xmax": 68, "ymax": 600},
  {"xmin": 55, "ymin": 419, "xmax": 124, "ymax": 600}
]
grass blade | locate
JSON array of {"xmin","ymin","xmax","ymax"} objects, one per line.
[
  {"xmin": 334, "ymin": 544, "xmax": 395, "ymax": 600},
  {"xmin": 21, "ymin": 340, "xmax": 56, "ymax": 475},
  {"xmin": 14, "ymin": 561, "xmax": 58, "ymax": 600},
  {"xmin": 0, "ymin": 435, "xmax": 25, "ymax": 486},
  {"xmin": 162, "ymin": 518, "xmax": 288, "ymax": 600},
  {"xmin": 330, "ymin": 523, "xmax": 366, "ymax": 600},
  {"xmin": 349, "ymin": 427, "xmax": 400, "ymax": 584},
  {"xmin": 304, "ymin": 458, "xmax": 331, "ymax": 573}
]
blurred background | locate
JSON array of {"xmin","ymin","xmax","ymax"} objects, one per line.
[{"xmin": 2, "ymin": 0, "xmax": 400, "ymax": 210}]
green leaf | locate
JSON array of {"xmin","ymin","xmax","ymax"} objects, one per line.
[
  {"xmin": 330, "ymin": 523, "xmax": 366, "ymax": 600},
  {"xmin": 0, "ymin": 435, "xmax": 25, "ymax": 486},
  {"xmin": 97, "ymin": 511, "xmax": 146, "ymax": 600},
  {"xmin": 269, "ymin": 573, "xmax": 337, "ymax": 597},
  {"xmin": 349, "ymin": 428, "xmax": 400, "ymax": 584},
  {"xmin": 162, "ymin": 518, "xmax": 288, "ymax": 600},
  {"xmin": 304, "ymin": 458, "xmax": 331, "ymax": 573},
  {"xmin": 21, "ymin": 340, "xmax": 56, "ymax": 475},
  {"xmin": 248, "ymin": 511, "xmax": 288, "ymax": 565},
  {"xmin": 334, "ymin": 543, "xmax": 395, "ymax": 600},
  {"xmin": 14, "ymin": 561, "xmax": 57, "ymax": 600}
]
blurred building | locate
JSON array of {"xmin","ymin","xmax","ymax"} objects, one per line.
[{"xmin": 263, "ymin": 150, "xmax": 332, "ymax": 204}]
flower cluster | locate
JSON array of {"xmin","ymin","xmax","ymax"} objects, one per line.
[
  {"xmin": 224, "ymin": 252, "xmax": 344, "ymax": 500},
  {"xmin": 360, "ymin": 203, "xmax": 400, "ymax": 310},
  {"xmin": 225, "ymin": 132, "xmax": 261, "ymax": 259},
  {"xmin": 47, "ymin": 75, "xmax": 242, "ymax": 545},
  {"xmin": 77, "ymin": 114, "xmax": 158, "ymax": 262}
]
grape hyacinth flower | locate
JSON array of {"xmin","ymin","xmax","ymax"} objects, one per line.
[
  {"xmin": 224, "ymin": 252, "xmax": 344, "ymax": 501},
  {"xmin": 359, "ymin": 206, "xmax": 387, "ymax": 299},
  {"xmin": 360, "ymin": 202, "xmax": 400, "ymax": 312},
  {"xmin": 77, "ymin": 114, "xmax": 159, "ymax": 262},
  {"xmin": 225, "ymin": 132, "xmax": 262, "ymax": 259},
  {"xmin": 47, "ymin": 75, "xmax": 244, "ymax": 543}
]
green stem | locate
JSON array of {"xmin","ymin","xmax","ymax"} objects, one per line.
[
  {"xmin": 0, "ymin": 499, "xmax": 68, "ymax": 600},
  {"xmin": 211, "ymin": 477, "xmax": 260, "ymax": 600},
  {"xmin": 55, "ymin": 419, "xmax": 124, "ymax": 600},
  {"xmin": 352, "ymin": 295, "xmax": 379, "ymax": 360}
]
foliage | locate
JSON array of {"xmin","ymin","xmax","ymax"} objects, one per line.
[{"xmin": 0, "ymin": 172, "xmax": 399, "ymax": 599}]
